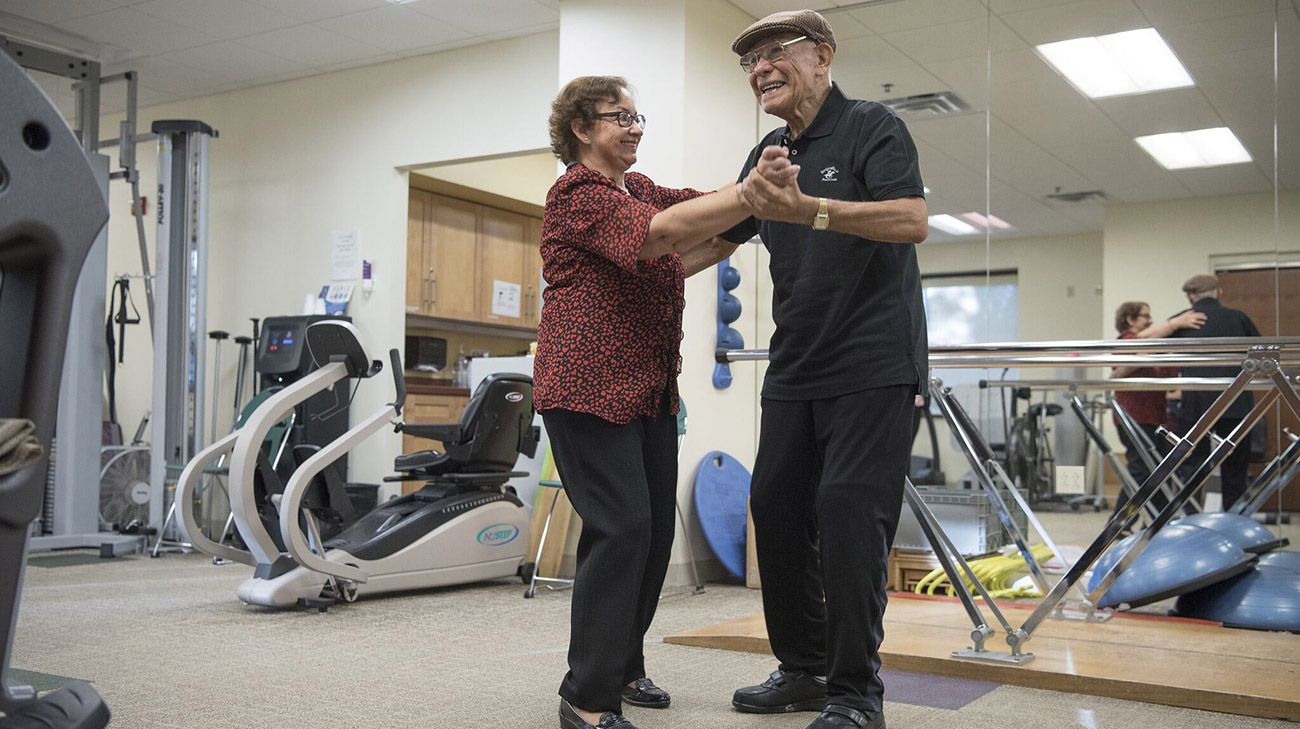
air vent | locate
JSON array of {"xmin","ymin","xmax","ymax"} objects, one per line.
[
  {"xmin": 880, "ymin": 91, "xmax": 972, "ymax": 119},
  {"xmin": 1045, "ymin": 189, "xmax": 1107, "ymax": 204}
]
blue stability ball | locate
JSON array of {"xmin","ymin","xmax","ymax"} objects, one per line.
[
  {"xmin": 1173, "ymin": 565, "xmax": 1300, "ymax": 632},
  {"xmin": 717, "ymin": 326, "xmax": 744, "ymax": 351},
  {"xmin": 1257, "ymin": 550, "xmax": 1300, "ymax": 573},
  {"xmin": 719, "ymin": 292, "xmax": 742, "ymax": 324},
  {"xmin": 1172, "ymin": 512, "xmax": 1288, "ymax": 554},
  {"xmin": 1087, "ymin": 523, "xmax": 1256, "ymax": 609},
  {"xmin": 720, "ymin": 265, "xmax": 741, "ymax": 291}
]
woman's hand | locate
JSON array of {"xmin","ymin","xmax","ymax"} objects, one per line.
[{"xmin": 1170, "ymin": 310, "xmax": 1206, "ymax": 332}]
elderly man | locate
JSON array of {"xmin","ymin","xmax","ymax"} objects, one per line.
[
  {"xmin": 1169, "ymin": 274, "xmax": 1260, "ymax": 510},
  {"xmin": 716, "ymin": 9, "xmax": 928, "ymax": 729}
]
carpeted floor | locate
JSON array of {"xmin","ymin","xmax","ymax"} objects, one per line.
[{"xmin": 10, "ymin": 509, "xmax": 1298, "ymax": 728}]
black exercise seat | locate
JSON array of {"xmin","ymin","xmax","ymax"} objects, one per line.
[{"xmin": 390, "ymin": 373, "xmax": 540, "ymax": 486}]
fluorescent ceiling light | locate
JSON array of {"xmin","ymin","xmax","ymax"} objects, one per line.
[
  {"xmin": 1135, "ymin": 127, "xmax": 1253, "ymax": 170},
  {"xmin": 957, "ymin": 212, "xmax": 1014, "ymax": 231},
  {"xmin": 1037, "ymin": 28, "xmax": 1193, "ymax": 99},
  {"xmin": 929, "ymin": 214, "xmax": 980, "ymax": 236}
]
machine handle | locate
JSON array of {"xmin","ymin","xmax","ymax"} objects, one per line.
[{"xmin": 389, "ymin": 347, "xmax": 406, "ymax": 413}]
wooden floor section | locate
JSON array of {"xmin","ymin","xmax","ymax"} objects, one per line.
[{"xmin": 665, "ymin": 593, "xmax": 1300, "ymax": 721}]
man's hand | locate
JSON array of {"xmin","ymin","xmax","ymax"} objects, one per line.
[{"xmin": 744, "ymin": 145, "xmax": 816, "ymax": 224}]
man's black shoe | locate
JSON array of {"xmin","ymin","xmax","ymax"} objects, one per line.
[
  {"xmin": 559, "ymin": 698, "xmax": 638, "ymax": 729},
  {"xmin": 807, "ymin": 705, "xmax": 885, "ymax": 729},
  {"xmin": 621, "ymin": 677, "xmax": 670, "ymax": 708},
  {"xmin": 732, "ymin": 669, "xmax": 827, "ymax": 713}
]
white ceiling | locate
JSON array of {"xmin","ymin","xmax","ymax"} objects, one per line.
[{"xmin": 2, "ymin": 0, "xmax": 1297, "ymax": 242}]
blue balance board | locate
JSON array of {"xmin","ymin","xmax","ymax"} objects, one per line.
[{"xmin": 694, "ymin": 450, "xmax": 752, "ymax": 579}]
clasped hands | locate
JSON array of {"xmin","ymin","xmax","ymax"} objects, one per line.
[{"xmin": 736, "ymin": 145, "xmax": 818, "ymax": 225}]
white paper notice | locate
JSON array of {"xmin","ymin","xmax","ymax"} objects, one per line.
[
  {"xmin": 330, "ymin": 230, "xmax": 360, "ymax": 280},
  {"xmin": 491, "ymin": 280, "xmax": 522, "ymax": 318}
]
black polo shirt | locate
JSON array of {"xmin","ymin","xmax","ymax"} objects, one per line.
[
  {"xmin": 1170, "ymin": 297, "xmax": 1260, "ymax": 420},
  {"xmin": 722, "ymin": 83, "xmax": 927, "ymax": 401}
]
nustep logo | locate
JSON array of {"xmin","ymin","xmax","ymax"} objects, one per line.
[{"xmin": 477, "ymin": 523, "xmax": 520, "ymax": 547}]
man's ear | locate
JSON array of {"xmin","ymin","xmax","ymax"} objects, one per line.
[{"xmin": 816, "ymin": 45, "xmax": 834, "ymax": 75}]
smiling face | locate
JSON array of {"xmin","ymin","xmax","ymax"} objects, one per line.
[
  {"xmin": 746, "ymin": 34, "xmax": 827, "ymax": 126},
  {"xmin": 1128, "ymin": 305, "xmax": 1153, "ymax": 333},
  {"xmin": 572, "ymin": 88, "xmax": 643, "ymax": 179}
]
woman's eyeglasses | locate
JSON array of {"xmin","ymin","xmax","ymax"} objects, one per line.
[
  {"xmin": 594, "ymin": 111, "xmax": 647, "ymax": 129},
  {"xmin": 739, "ymin": 36, "xmax": 808, "ymax": 73}
]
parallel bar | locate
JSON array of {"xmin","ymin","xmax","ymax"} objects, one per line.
[
  {"xmin": 1233, "ymin": 431, "xmax": 1300, "ymax": 517},
  {"xmin": 1070, "ymin": 397, "xmax": 1159, "ymax": 525},
  {"xmin": 979, "ymin": 378, "xmax": 1278, "ymax": 391}
]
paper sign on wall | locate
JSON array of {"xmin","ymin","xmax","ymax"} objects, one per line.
[
  {"xmin": 491, "ymin": 280, "xmax": 521, "ymax": 318},
  {"xmin": 331, "ymin": 230, "xmax": 360, "ymax": 280}
]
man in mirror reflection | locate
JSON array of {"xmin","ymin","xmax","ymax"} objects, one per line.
[{"xmin": 1168, "ymin": 274, "xmax": 1261, "ymax": 510}]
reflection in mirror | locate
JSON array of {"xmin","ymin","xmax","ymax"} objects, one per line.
[{"xmin": 828, "ymin": 1, "xmax": 1295, "ymax": 516}]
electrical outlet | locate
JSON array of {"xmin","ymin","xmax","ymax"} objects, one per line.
[{"xmin": 1056, "ymin": 465, "xmax": 1086, "ymax": 495}]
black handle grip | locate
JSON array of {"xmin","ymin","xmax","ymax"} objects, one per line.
[{"xmin": 389, "ymin": 348, "xmax": 406, "ymax": 413}]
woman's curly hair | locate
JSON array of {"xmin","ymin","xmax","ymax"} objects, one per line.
[
  {"xmin": 549, "ymin": 76, "xmax": 630, "ymax": 165},
  {"xmin": 1114, "ymin": 301, "xmax": 1148, "ymax": 334}
]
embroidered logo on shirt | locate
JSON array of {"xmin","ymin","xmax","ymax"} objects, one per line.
[{"xmin": 820, "ymin": 166, "xmax": 839, "ymax": 182}]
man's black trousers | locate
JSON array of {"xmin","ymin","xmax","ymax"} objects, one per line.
[
  {"xmin": 750, "ymin": 384, "xmax": 914, "ymax": 714},
  {"xmin": 542, "ymin": 405, "xmax": 678, "ymax": 713}
]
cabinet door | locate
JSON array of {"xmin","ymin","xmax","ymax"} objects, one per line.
[
  {"xmin": 427, "ymin": 196, "xmax": 480, "ymax": 321},
  {"xmin": 523, "ymin": 217, "xmax": 543, "ymax": 328},
  {"xmin": 406, "ymin": 190, "xmax": 431, "ymax": 315},
  {"xmin": 478, "ymin": 207, "xmax": 529, "ymax": 327}
]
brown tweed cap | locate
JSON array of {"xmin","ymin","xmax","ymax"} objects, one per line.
[
  {"xmin": 732, "ymin": 9, "xmax": 837, "ymax": 56},
  {"xmin": 1182, "ymin": 274, "xmax": 1219, "ymax": 295}
]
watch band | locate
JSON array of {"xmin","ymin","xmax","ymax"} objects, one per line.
[{"xmin": 813, "ymin": 197, "xmax": 830, "ymax": 230}]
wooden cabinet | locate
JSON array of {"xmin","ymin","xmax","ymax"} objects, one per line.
[
  {"xmin": 407, "ymin": 190, "xmax": 480, "ymax": 321},
  {"xmin": 406, "ymin": 189, "xmax": 542, "ymax": 329},
  {"xmin": 400, "ymin": 391, "xmax": 472, "ymax": 495}
]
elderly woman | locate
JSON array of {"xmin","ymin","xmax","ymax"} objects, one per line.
[
  {"xmin": 1110, "ymin": 301, "xmax": 1204, "ymax": 512},
  {"xmin": 535, "ymin": 76, "xmax": 757, "ymax": 729}
]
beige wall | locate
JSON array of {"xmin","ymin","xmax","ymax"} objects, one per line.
[
  {"xmin": 103, "ymin": 32, "xmax": 560, "ymax": 486},
  {"xmin": 1103, "ymin": 190, "xmax": 1300, "ymax": 330}
]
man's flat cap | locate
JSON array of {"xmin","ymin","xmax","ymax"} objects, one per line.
[
  {"xmin": 732, "ymin": 9, "xmax": 836, "ymax": 56},
  {"xmin": 1182, "ymin": 274, "xmax": 1220, "ymax": 295}
]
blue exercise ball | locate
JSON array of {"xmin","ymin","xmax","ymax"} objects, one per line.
[
  {"xmin": 1172, "ymin": 512, "xmax": 1287, "ymax": 554},
  {"xmin": 1257, "ymin": 550, "xmax": 1300, "ymax": 573},
  {"xmin": 1173, "ymin": 565, "xmax": 1300, "ymax": 632},
  {"xmin": 717, "ymin": 326, "xmax": 744, "ymax": 351},
  {"xmin": 720, "ymin": 265, "xmax": 741, "ymax": 291},
  {"xmin": 719, "ymin": 293, "xmax": 742, "ymax": 324},
  {"xmin": 1087, "ymin": 523, "xmax": 1255, "ymax": 609}
]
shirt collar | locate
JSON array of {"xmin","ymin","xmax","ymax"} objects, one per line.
[{"xmin": 785, "ymin": 82, "xmax": 847, "ymax": 142}]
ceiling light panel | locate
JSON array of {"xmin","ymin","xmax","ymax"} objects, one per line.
[
  {"xmin": 1036, "ymin": 28, "xmax": 1193, "ymax": 99},
  {"xmin": 1135, "ymin": 127, "xmax": 1253, "ymax": 170}
]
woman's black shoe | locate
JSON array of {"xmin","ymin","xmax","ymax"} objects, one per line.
[
  {"xmin": 621, "ymin": 677, "xmax": 671, "ymax": 708},
  {"xmin": 559, "ymin": 698, "xmax": 638, "ymax": 729}
]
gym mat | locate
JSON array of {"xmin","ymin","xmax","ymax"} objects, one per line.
[
  {"xmin": 26, "ymin": 553, "xmax": 126, "ymax": 568},
  {"xmin": 879, "ymin": 668, "xmax": 998, "ymax": 710},
  {"xmin": 7, "ymin": 668, "xmax": 81, "ymax": 693}
]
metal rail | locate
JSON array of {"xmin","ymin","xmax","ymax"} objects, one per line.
[{"xmin": 719, "ymin": 341, "xmax": 1300, "ymax": 664}]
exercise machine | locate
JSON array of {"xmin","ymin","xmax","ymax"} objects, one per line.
[
  {"xmin": 176, "ymin": 321, "xmax": 537, "ymax": 609},
  {"xmin": 0, "ymin": 46, "xmax": 112, "ymax": 728}
]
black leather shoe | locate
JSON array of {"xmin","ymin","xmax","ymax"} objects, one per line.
[
  {"xmin": 559, "ymin": 698, "xmax": 638, "ymax": 729},
  {"xmin": 621, "ymin": 677, "xmax": 670, "ymax": 708},
  {"xmin": 732, "ymin": 669, "xmax": 827, "ymax": 713},
  {"xmin": 807, "ymin": 705, "xmax": 884, "ymax": 729}
]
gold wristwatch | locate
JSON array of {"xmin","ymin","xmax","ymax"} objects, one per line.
[{"xmin": 812, "ymin": 197, "xmax": 830, "ymax": 230}]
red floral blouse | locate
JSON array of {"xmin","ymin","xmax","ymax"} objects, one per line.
[{"xmin": 533, "ymin": 162, "xmax": 704, "ymax": 424}]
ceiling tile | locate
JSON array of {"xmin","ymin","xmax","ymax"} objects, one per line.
[
  {"xmin": 1095, "ymin": 87, "xmax": 1223, "ymax": 137},
  {"xmin": 404, "ymin": 0, "xmax": 557, "ymax": 36},
  {"xmin": 1051, "ymin": 139, "xmax": 1189, "ymax": 202},
  {"xmin": 160, "ymin": 40, "xmax": 309, "ymax": 81},
  {"xmin": 911, "ymin": 114, "xmax": 989, "ymax": 175},
  {"xmin": 243, "ymin": 0, "xmax": 388, "ymax": 23},
  {"xmin": 988, "ymin": 119, "xmax": 1095, "ymax": 198},
  {"xmin": 847, "ymin": 0, "xmax": 989, "ymax": 35},
  {"xmin": 235, "ymin": 24, "xmax": 386, "ymax": 69},
  {"xmin": 728, "ymin": 0, "xmax": 837, "ymax": 19},
  {"xmin": 1173, "ymin": 163, "xmax": 1274, "ymax": 197},
  {"xmin": 1163, "ymin": 11, "xmax": 1282, "ymax": 59},
  {"xmin": 132, "ymin": 0, "xmax": 299, "ymax": 39},
  {"xmin": 881, "ymin": 15, "xmax": 1025, "ymax": 65},
  {"xmin": 315, "ymin": 5, "xmax": 471, "ymax": 54},
  {"xmin": 992, "ymin": 79, "xmax": 1127, "ymax": 148},
  {"xmin": 1133, "ymin": 0, "xmax": 1277, "ymax": 28},
  {"xmin": 1000, "ymin": 0, "xmax": 1149, "ymax": 47},
  {"xmin": 318, "ymin": 52, "xmax": 402, "ymax": 75},
  {"xmin": 987, "ymin": 0, "xmax": 1092, "ymax": 13},
  {"xmin": 0, "ymin": 0, "xmax": 120, "ymax": 24},
  {"xmin": 110, "ymin": 54, "xmax": 245, "ymax": 95},
  {"xmin": 60, "ymin": 7, "xmax": 218, "ymax": 56}
]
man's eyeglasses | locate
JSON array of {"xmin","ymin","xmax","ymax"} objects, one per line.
[
  {"xmin": 739, "ymin": 36, "xmax": 808, "ymax": 73},
  {"xmin": 594, "ymin": 111, "xmax": 647, "ymax": 129}
]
